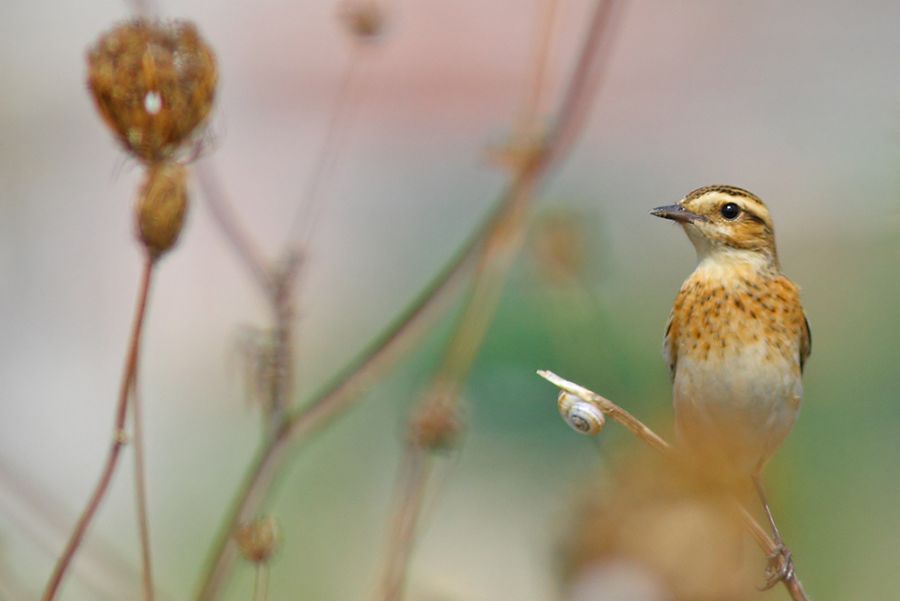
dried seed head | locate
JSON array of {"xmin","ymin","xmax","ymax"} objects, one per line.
[
  {"xmin": 137, "ymin": 164, "xmax": 189, "ymax": 258},
  {"xmin": 235, "ymin": 516, "xmax": 279, "ymax": 564},
  {"xmin": 409, "ymin": 398, "xmax": 462, "ymax": 451},
  {"xmin": 338, "ymin": 1, "xmax": 386, "ymax": 42},
  {"xmin": 87, "ymin": 19, "xmax": 217, "ymax": 163}
]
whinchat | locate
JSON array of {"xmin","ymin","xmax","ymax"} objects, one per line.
[{"xmin": 651, "ymin": 185, "xmax": 811, "ymax": 587}]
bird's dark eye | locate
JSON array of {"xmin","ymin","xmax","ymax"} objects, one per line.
[{"xmin": 720, "ymin": 202, "xmax": 741, "ymax": 220}]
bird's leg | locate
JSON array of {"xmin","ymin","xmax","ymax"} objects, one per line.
[{"xmin": 752, "ymin": 473, "xmax": 795, "ymax": 589}]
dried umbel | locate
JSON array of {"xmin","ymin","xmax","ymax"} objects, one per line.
[
  {"xmin": 137, "ymin": 164, "xmax": 189, "ymax": 258},
  {"xmin": 235, "ymin": 516, "xmax": 279, "ymax": 564},
  {"xmin": 87, "ymin": 19, "xmax": 217, "ymax": 163}
]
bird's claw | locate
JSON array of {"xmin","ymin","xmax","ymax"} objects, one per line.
[{"xmin": 758, "ymin": 544, "xmax": 794, "ymax": 590}]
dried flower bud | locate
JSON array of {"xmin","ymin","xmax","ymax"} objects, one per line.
[
  {"xmin": 339, "ymin": 1, "xmax": 386, "ymax": 41},
  {"xmin": 235, "ymin": 516, "xmax": 279, "ymax": 564},
  {"xmin": 87, "ymin": 19, "xmax": 217, "ymax": 163},
  {"xmin": 409, "ymin": 399, "xmax": 462, "ymax": 451},
  {"xmin": 137, "ymin": 164, "xmax": 189, "ymax": 258}
]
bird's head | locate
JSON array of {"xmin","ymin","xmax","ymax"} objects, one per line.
[{"xmin": 651, "ymin": 185, "xmax": 778, "ymax": 267}]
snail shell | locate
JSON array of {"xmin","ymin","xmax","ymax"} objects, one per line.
[{"xmin": 558, "ymin": 392, "xmax": 605, "ymax": 436}]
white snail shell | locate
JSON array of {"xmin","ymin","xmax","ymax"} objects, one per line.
[{"xmin": 558, "ymin": 392, "xmax": 605, "ymax": 436}]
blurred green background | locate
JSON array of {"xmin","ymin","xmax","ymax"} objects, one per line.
[{"xmin": 2, "ymin": 1, "xmax": 900, "ymax": 600}]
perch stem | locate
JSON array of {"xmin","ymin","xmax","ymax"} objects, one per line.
[{"xmin": 536, "ymin": 370, "xmax": 810, "ymax": 601}]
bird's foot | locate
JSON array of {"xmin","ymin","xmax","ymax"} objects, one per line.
[{"xmin": 758, "ymin": 544, "xmax": 794, "ymax": 590}]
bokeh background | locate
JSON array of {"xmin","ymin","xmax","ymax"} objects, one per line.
[{"xmin": 2, "ymin": 0, "xmax": 900, "ymax": 599}]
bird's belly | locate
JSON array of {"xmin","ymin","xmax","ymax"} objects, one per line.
[{"xmin": 673, "ymin": 345, "xmax": 802, "ymax": 473}]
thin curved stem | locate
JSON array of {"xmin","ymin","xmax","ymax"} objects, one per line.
[
  {"xmin": 195, "ymin": 2, "xmax": 626, "ymax": 599},
  {"xmin": 131, "ymin": 377, "xmax": 154, "ymax": 601},
  {"xmin": 194, "ymin": 201, "xmax": 485, "ymax": 600},
  {"xmin": 374, "ymin": 3, "xmax": 625, "ymax": 597},
  {"xmin": 376, "ymin": 448, "xmax": 432, "ymax": 601},
  {"xmin": 195, "ymin": 162, "xmax": 272, "ymax": 293},
  {"xmin": 42, "ymin": 257, "xmax": 155, "ymax": 601},
  {"xmin": 522, "ymin": 0, "xmax": 561, "ymax": 122},
  {"xmin": 537, "ymin": 370, "xmax": 810, "ymax": 601},
  {"xmin": 285, "ymin": 47, "xmax": 363, "ymax": 252}
]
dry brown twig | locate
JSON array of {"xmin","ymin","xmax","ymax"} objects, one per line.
[
  {"xmin": 537, "ymin": 370, "xmax": 810, "ymax": 601},
  {"xmin": 374, "ymin": 2, "xmax": 625, "ymax": 599},
  {"xmin": 42, "ymin": 258, "xmax": 156, "ymax": 601},
  {"xmin": 130, "ymin": 377, "xmax": 155, "ymax": 601},
  {"xmin": 43, "ymin": 20, "xmax": 215, "ymax": 599}
]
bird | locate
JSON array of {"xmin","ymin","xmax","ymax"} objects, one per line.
[{"xmin": 650, "ymin": 185, "xmax": 811, "ymax": 588}]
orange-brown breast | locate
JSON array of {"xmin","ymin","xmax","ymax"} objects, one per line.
[
  {"xmin": 664, "ymin": 267, "xmax": 810, "ymax": 380},
  {"xmin": 663, "ymin": 264, "xmax": 811, "ymax": 472}
]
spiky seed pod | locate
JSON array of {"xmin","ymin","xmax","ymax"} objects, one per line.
[
  {"xmin": 137, "ymin": 164, "xmax": 189, "ymax": 259},
  {"xmin": 87, "ymin": 19, "xmax": 217, "ymax": 163},
  {"xmin": 235, "ymin": 517, "xmax": 279, "ymax": 564}
]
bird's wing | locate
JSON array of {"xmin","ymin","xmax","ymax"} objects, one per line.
[
  {"xmin": 800, "ymin": 313, "xmax": 812, "ymax": 372},
  {"xmin": 663, "ymin": 310, "xmax": 678, "ymax": 381},
  {"xmin": 775, "ymin": 274, "xmax": 811, "ymax": 373}
]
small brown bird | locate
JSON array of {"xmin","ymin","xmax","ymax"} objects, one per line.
[{"xmin": 651, "ymin": 185, "xmax": 811, "ymax": 587}]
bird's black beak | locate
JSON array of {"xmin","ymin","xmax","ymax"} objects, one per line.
[{"xmin": 650, "ymin": 204, "xmax": 706, "ymax": 224}]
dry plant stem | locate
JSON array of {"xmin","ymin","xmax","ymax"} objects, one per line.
[
  {"xmin": 195, "ymin": 162, "xmax": 272, "ymax": 292},
  {"xmin": 377, "ymin": 449, "xmax": 433, "ymax": 601},
  {"xmin": 542, "ymin": 0, "xmax": 624, "ymax": 171},
  {"xmin": 43, "ymin": 257, "xmax": 155, "ymax": 601},
  {"xmin": 131, "ymin": 378, "xmax": 155, "ymax": 601},
  {"xmin": 198, "ymin": 2, "xmax": 621, "ymax": 598},
  {"xmin": 126, "ymin": 0, "xmax": 157, "ymax": 18},
  {"xmin": 286, "ymin": 48, "xmax": 363, "ymax": 251},
  {"xmin": 375, "ymin": 176, "xmax": 536, "ymax": 601},
  {"xmin": 195, "ymin": 183, "xmax": 496, "ymax": 601},
  {"xmin": 538, "ymin": 370, "xmax": 670, "ymax": 452},
  {"xmin": 0, "ymin": 461, "xmax": 179, "ymax": 601},
  {"xmin": 376, "ymin": 2, "xmax": 623, "ymax": 597},
  {"xmin": 536, "ymin": 370, "xmax": 810, "ymax": 601},
  {"xmin": 523, "ymin": 0, "xmax": 561, "ymax": 121},
  {"xmin": 252, "ymin": 564, "xmax": 269, "ymax": 601},
  {"xmin": 264, "ymin": 255, "xmax": 300, "ymax": 434}
]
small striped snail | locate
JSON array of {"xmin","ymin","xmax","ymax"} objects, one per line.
[{"xmin": 558, "ymin": 392, "xmax": 605, "ymax": 436}]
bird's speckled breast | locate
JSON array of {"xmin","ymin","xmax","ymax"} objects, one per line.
[{"xmin": 665, "ymin": 263, "xmax": 806, "ymax": 471}]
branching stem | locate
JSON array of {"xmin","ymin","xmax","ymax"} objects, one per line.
[
  {"xmin": 195, "ymin": 2, "xmax": 626, "ymax": 599},
  {"xmin": 374, "ymin": 2, "xmax": 625, "ymax": 598}
]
